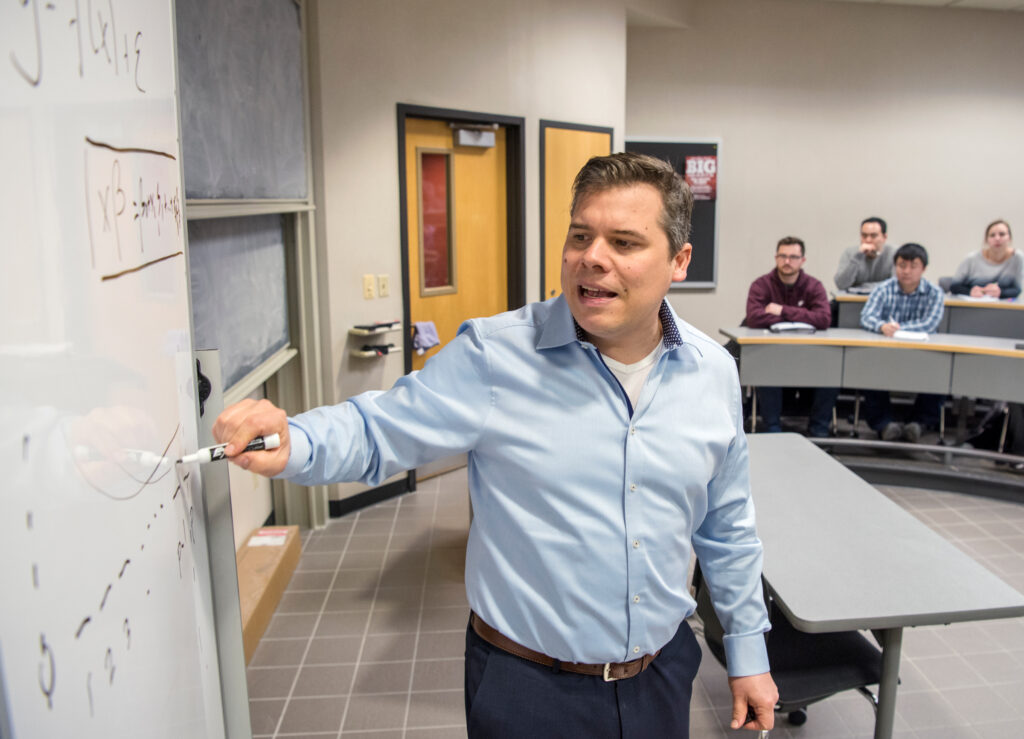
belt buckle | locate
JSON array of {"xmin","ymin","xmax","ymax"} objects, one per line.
[{"xmin": 602, "ymin": 662, "xmax": 621, "ymax": 682}]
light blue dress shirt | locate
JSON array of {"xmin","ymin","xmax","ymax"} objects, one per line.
[
  {"xmin": 860, "ymin": 277, "xmax": 945, "ymax": 333},
  {"xmin": 282, "ymin": 296, "xmax": 771, "ymax": 677}
]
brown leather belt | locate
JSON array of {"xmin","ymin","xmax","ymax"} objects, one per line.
[{"xmin": 470, "ymin": 612, "xmax": 660, "ymax": 681}]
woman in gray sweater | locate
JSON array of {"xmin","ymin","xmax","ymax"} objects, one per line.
[{"xmin": 950, "ymin": 220, "xmax": 1021, "ymax": 299}]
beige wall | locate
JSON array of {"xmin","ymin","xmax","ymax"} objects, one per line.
[
  {"xmin": 307, "ymin": 0, "xmax": 627, "ymax": 497},
  {"xmin": 627, "ymin": 0, "xmax": 1024, "ymax": 337},
  {"xmin": 309, "ymin": 0, "xmax": 626, "ymax": 404}
]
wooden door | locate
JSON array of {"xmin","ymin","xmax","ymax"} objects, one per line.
[
  {"xmin": 405, "ymin": 118, "xmax": 508, "ymax": 371},
  {"xmin": 541, "ymin": 124, "xmax": 612, "ymax": 299}
]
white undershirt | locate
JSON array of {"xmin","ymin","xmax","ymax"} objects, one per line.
[{"xmin": 601, "ymin": 343, "xmax": 664, "ymax": 410}]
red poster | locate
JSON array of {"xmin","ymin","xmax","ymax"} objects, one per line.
[{"xmin": 685, "ymin": 155, "xmax": 717, "ymax": 201}]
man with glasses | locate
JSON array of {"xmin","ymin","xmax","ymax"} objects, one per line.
[
  {"xmin": 834, "ymin": 217, "xmax": 895, "ymax": 291},
  {"xmin": 746, "ymin": 236, "xmax": 836, "ymax": 436}
]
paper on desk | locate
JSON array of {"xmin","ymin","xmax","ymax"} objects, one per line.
[
  {"xmin": 892, "ymin": 329, "xmax": 928, "ymax": 341},
  {"xmin": 769, "ymin": 321, "xmax": 816, "ymax": 333}
]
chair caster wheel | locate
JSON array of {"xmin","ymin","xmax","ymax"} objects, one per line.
[{"xmin": 788, "ymin": 709, "xmax": 807, "ymax": 726}]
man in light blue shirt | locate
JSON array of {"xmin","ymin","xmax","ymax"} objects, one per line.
[
  {"xmin": 215, "ymin": 153, "xmax": 777, "ymax": 736},
  {"xmin": 860, "ymin": 242, "xmax": 946, "ymax": 442}
]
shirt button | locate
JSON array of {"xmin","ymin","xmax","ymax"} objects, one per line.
[
  {"xmin": 633, "ymin": 646, "xmax": 640, "ymax": 654},
  {"xmin": 633, "ymin": 594, "xmax": 640, "ymax": 603},
  {"xmin": 632, "ymin": 540, "xmax": 640, "ymax": 549},
  {"xmin": 630, "ymin": 483, "xmax": 637, "ymax": 492},
  {"xmin": 630, "ymin": 426, "xmax": 636, "ymax": 435}
]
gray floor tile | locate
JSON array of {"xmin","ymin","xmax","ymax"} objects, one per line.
[
  {"xmin": 305, "ymin": 535, "xmax": 351, "ymax": 553},
  {"xmin": 342, "ymin": 693, "xmax": 409, "ymax": 731},
  {"xmin": 315, "ymin": 610, "xmax": 371, "ymax": 638},
  {"xmin": 287, "ymin": 570, "xmax": 336, "ymax": 591},
  {"xmin": 389, "ymin": 532, "xmax": 436, "ymax": 552},
  {"xmin": 340, "ymin": 549, "xmax": 388, "ymax": 570},
  {"xmin": 304, "ymin": 635, "xmax": 363, "ymax": 665},
  {"xmin": 415, "ymin": 630, "xmax": 466, "ymax": 660},
  {"xmin": 250, "ymin": 638, "xmax": 308, "ymax": 667},
  {"xmin": 329, "ymin": 569, "xmax": 382, "ymax": 593},
  {"xmin": 277, "ymin": 589, "xmax": 328, "ymax": 614},
  {"xmin": 248, "ymin": 698, "xmax": 286, "ymax": 735},
  {"xmin": 419, "ymin": 606, "xmax": 469, "ymax": 633},
  {"xmin": 327, "ymin": 587, "xmax": 376, "ymax": 611},
  {"xmin": 264, "ymin": 612, "xmax": 319, "ymax": 639},
  {"xmin": 405, "ymin": 690, "xmax": 465, "ymax": 729},
  {"xmin": 296, "ymin": 552, "xmax": 344, "ymax": 571},
  {"xmin": 278, "ymin": 695, "xmax": 346, "ymax": 734},
  {"xmin": 360, "ymin": 633, "xmax": 419, "ymax": 663},
  {"xmin": 940, "ymin": 684, "xmax": 1015, "ymax": 726},
  {"xmin": 406, "ymin": 728, "xmax": 467, "ymax": 738},
  {"xmin": 367, "ymin": 605, "xmax": 423, "ymax": 635},
  {"xmin": 913, "ymin": 654, "xmax": 986, "ymax": 690},
  {"xmin": 246, "ymin": 665, "xmax": 298, "ymax": 699},
  {"xmin": 294, "ymin": 663, "xmax": 356, "ymax": 697},
  {"xmin": 374, "ymin": 586, "xmax": 425, "ymax": 610},
  {"xmin": 346, "ymin": 533, "xmax": 392, "ymax": 552},
  {"xmin": 411, "ymin": 658, "xmax": 463, "ymax": 691},
  {"xmin": 351, "ymin": 660, "xmax": 414, "ymax": 694},
  {"xmin": 421, "ymin": 584, "xmax": 468, "ymax": 609}
]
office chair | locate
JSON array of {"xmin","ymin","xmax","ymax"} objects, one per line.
[{"xmin": 692, "ymin": 562, "xmax": 884, "ymax": 727}]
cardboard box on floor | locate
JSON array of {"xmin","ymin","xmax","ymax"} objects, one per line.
[{"xmin": 236, "ymin": 525, "xmax": 301, "ymax": 663}]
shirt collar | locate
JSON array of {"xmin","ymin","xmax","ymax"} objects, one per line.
[
  {"xmin": 536, "ymin": 295, "xmax": 688, "ymax": 353},
  {"xmin": 896, "ymin": 277, "xmax": 930, "ymax": 296}
]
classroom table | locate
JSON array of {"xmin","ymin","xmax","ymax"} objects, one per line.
[
  {"xmin": 720, "ymin": 326, "xmax": 1024, "ymax": 404},
  {"xmin": 748, "ymin": 433, "xmax": 1024, "ymax": 739},
  {"xmin": 835, "ymin": 292, "xmax": 1024, "ymax": 339}
]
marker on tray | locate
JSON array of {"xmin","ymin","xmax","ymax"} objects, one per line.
[{"xmin": 177, "ymin": 433, "xmax": 280, "ymax": 465}]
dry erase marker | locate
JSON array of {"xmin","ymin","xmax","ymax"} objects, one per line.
[{"xmin": 177, "ymin": 433, "xmax": 280, "ymax": 465}]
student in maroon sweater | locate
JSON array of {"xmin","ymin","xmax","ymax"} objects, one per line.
[{"xmin": 745, "ymin": 236, "xmax": 837, "ymax": 436}]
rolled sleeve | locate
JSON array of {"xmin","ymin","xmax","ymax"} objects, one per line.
[{"xmin": 692, "ymin": 379, "xmax": 771, "ymax": 677}]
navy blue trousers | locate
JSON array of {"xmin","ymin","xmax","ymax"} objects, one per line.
[
  {"xmin": 464, "ymin": 618, "xmax": 702, "ymax": 738},
  {"xmin": 863, "ymin": 390, "xmax": 943, "ymax": 432},
  {"xmin": 756, "ymin": 386, "xmax": 839, "ymax": 436}
]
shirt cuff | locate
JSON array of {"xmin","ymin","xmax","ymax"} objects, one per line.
[
  {"xmin": 723, "ymin": 631, "xmax": 771, "ymax": 677},
  {"xmin": 277, "ymin": 420, "xmax": 312, "ymax": 479}
]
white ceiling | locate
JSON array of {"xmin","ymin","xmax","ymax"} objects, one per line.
[{"xmin": 817, "ymin": 0, "xmax": 1024, "ymax": 10}]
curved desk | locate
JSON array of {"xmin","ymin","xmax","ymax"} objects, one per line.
[
  {"xmin": 720, "ymin": 327, "xmax": 1024, "ymax": 403},
  {"xmin": 749, "ymin": 434, "xmax": 1024, "ymax": 739},
  {"xmin": 835, "ymin": 293, "xmax": 1024, "ymax": 340}
]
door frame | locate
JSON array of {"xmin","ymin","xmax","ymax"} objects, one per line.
[
  {"xmin": 396, "ymin": 103, "xmax": 526, "ymax": 376},
  {"xmin": 538, "ymin": 120, "xmax": 614, "ymax": 301}
]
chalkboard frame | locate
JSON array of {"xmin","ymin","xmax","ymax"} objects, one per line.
[{"xmin": 624, "ymin": 138, "xmax": 721, "ymax": 289}]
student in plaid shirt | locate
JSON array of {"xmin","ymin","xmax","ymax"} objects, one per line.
[{"xmin": 859, "ymin": 243, "xmax": 945, "ymax": 442}]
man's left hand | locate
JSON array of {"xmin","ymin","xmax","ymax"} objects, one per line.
[
  {"xmin": 728, "ymin": 672, "xmax": 778, "ymax": 731},
  {"xmin": 765, "ymin": 303, "xmax": 783, "ymax": 316}
]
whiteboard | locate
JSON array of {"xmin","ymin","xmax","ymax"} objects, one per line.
[{"xmin": 0, "ymin": 2, "xmax": 225, "ymax": 738}]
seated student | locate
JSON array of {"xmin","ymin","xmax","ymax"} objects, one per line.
[
  {"xmin": 834, "ymin": 217, "xmax": 895, "ymax": 291},
  {"xmin": 949, "ymin": 220, "xmax": 1021, "ymax": 299},
  {"xmin": 859, "ymin": 243, "xmax": 945, "ymax": 442},
  {"xmin": 746, "ymin": 236, "xmax": 837, "ymax": 437}
]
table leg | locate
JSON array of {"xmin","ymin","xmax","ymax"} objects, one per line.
[
  {"xmin": 751, "ymin": 388, "xmax": 757, "ymax": 432},
  {"xmin": 874, "ymin": 627, "xmax": 903, "ymax": 739}
]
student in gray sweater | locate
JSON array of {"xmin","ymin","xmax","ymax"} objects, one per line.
[
  {"xmin": 950, "ymin": 220, "xmax": 1021, "ymax": 299},
  {"xmin": 833, "ymin": 216, "xmax": 895, "ymax": 291}
]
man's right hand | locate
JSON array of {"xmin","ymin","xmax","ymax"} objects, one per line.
[
  {"xmin": 212, "ymin": 398, "xmax": 291, "ymax": 477},
  {"xmin": 859, "ymin": 242, "xmax": 878, "ymax": 258}
]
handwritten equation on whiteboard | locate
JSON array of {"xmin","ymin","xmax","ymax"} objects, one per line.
[
  {"xmin": 83, "ymin": 138, "xmax": 183, "ymax": 281},
  {"xmin": 8, "ymin": 0, "xmax": 148, "ymax": 91}
]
